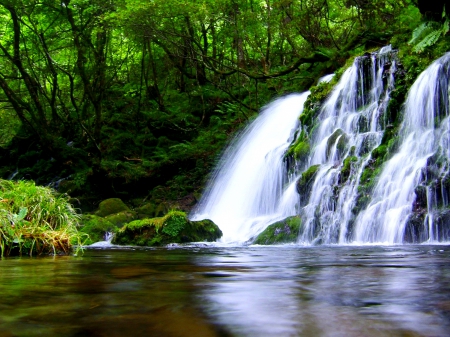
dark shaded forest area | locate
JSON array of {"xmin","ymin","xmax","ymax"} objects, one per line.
[{"xmin": 0, "ymin": 0, "xmax": 447, "ymax": 212}]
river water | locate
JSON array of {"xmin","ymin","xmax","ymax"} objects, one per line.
[{"xmin": 1, "ymin": 245, "xmax": 449, "ymax": 337}]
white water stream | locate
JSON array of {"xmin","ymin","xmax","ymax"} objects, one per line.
[
  {"xmin": 190, "ymin": 93, "xmax": 309, "ymax": 243},
  {"xmin": 299, "ymin": 46, "xmax": 397, "ymax": 244},
  {"xmin": 354, "ymin": 52, "xmax": 450, "ymax": 243}
]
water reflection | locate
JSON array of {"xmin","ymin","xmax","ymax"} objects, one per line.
[
  {"xmin": 194, "ymin": 246, "xmax": 450, "ymax": 336},
  {"xmin": 0, "ymin": 246, "xmax": 449, "ymax": 336}
]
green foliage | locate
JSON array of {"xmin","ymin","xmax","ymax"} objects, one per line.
[
  {"xmin": 0, "ymin": 179, "xmax": 86, "ymax": 256},
  {"xmin": 409, "ymin": 4, "xmax": 449, "ymax": 53},
  {"xmin": 253, "ymin": 216, "xmax": 302, "ymax": 245}
]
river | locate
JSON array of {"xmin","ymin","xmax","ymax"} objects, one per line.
[{"xmin": 0, "ymin": 244, "xmax": 449, "ymax": 336}]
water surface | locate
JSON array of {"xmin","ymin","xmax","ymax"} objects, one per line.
[{"xmin": 1, "ymin": 245, "xmax": 449, "ymax": 336}]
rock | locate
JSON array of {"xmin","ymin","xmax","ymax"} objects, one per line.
[
  {"xmin": 78, "ymin": 215, "xmax": 117, "ymax": 245},
  {"xmin": 135, "ymin": 202, "xmax": 166, "ymax": 219},
  {"xmin": 297, "ymin": 164, "xmax": 320, "ymax": 196},
  {"xmin": 253, "ymin": 216, "xmax": 302, "ymax": 245},
  {"xmin": 94, "ymin": 198, "xmax": 130, "ymax": 217},
  {"xmin": 104, "ymin": 211, "xmax": 137, "ymax": 226},
  {"xmin": 327, "ymin": 129, "xmax": 348, "ymax": 159},
  {"xmin": 112, "ymin": 211, "xmax": 222, "ymax": 246},
  {"xmin": 340, "ymin": 156, "xmax": 358, "ymax": 183}
]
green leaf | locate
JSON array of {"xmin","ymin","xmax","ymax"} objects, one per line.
[{"xmin": 16, "ymin": 207, "xmax": 28, "ymax": 221}]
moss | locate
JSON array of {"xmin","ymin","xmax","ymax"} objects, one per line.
[
  {"xmin": 340, "ymin": 156, "xmax": 358, "ymax": 183},
  {"xmin": 253, "ymin": 216, "xmax": 302, "ymax": 244},
  {"xmin": 79, "ymin": 215, "xmax": 117, "ymax": 245},
  {"xmin": 112, "ymin": 211, "xmax": 222, "ymax": 246},
  {"xmin": 94, "ymin": 198, "xmax": 130, "ymax": 217},
  {"xmin": 287, "ymin": 130, "xmax": 311, "ymax": 161},
  {"xmin": 297, "ymin": 165, "xmax": 320, "ymax": 196},
  {"xmin": 104, "ymin": 211, "xmax": 137, "ymax": 227},
  {"xmin": 299, "ymin": 80, "xmax": 334, "ymax": 128}
]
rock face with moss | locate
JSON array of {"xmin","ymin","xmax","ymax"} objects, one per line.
[
  {"xmin": 112, "ymin": 211, "xmax": 222, "ymax": 246},
  {"xmin": 253, "ymin": 216, "xmax": 302, "ymax": 245},
  {"xmin": 296, "ymin": 165, "xmax": 320, "ymax": 198}
]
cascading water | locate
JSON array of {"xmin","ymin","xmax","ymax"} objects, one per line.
[
  {"xmin": 354, "ymin": 52, "xmax": 450, "ymax": 244},
  {"xmin": 297, "ymin": 46, "xmax": 397, "ymax": 244},
  {"xmin": 192, "ymin": 47, "xmax": 450, "ymax": 245},
  {"xmin": 190, "ymin": 93, "xmax": 309, "ymax": 243}
]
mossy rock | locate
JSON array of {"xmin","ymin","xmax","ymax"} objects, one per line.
[
  {"xmin": 104, "ymin": 211, "xmax": 137, "ymax": 227},
  {"xmin": 94, "ymin": 198, "xmax": 130, "ymax": 217},
  {"xmin": 340, "ymin": 156, "xmax": 358, "ymax": 183},
  {"xmin": 112, "ymin": 211, "xmax": 222, "ymax": 246},
  {"xmin": 135, "ymin": 202, "xmax": 167, "ymax": 219},
  {"xmin": 253, "ymin": 216, "xmax": 302, "ymax": 245},
  {"xmin": 297, "ymin": 164, "xmax": 320, "ymax": 195},
  {"xmin": 287, "ymin": 130, "xmax": 310, "ymax": 162},
  {"xmin": 79, "ymin": 215, "xmax": 117, "ymax": 245},
  {"xmin": 326, "ymin": 129, "xmax": 348, "ymax": 159}
]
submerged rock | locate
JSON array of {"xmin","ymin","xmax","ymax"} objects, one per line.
[
  {"xmin": 112, "ymin": 211, "xmax": 222, "ymax": 246},
  {"xmin": 253, "ymin": 216, "xmax": 302, "ymax": 245}
]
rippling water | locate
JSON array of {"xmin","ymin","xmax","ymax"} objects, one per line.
[{"xmin": 0, "ymin": 245, "xmax": 449, "ymax": 336}]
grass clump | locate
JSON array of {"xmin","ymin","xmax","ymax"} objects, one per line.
[{"xmin": 0, "ymin": 179, "xmax": 86, "ymax": 257}]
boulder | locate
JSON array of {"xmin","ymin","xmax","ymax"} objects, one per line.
[
  {"xmin": 112, "ymin": 211, "xmax": 222, "ymax": 246},
  {"xmin": 94, "ymin": 198, "xmax": 130, "ymax": 217},
  {"xmin": 253, "ymin": 216, "xmax": 302, "ymax": 245},
  {"xmin": 79, "ymin": 215, "xmax": 117, "ymax": 245}
]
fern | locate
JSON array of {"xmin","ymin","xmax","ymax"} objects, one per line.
[
  {"xmin": 410, "ymin": 18, "xmax": 448, "ymax": 53},
  {"xmin": 413, "ymin": 30, "xmax": 443, "ymax": 53}
]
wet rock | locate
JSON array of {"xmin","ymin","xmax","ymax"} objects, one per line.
[
  {"xmin": 112, "ymin": 211, "xmax": 222, "ymax": 246},
  {"xmin": 253, "ymin": 216, "xmax": 302, "ymax": 245},
  {"xmin": 297, "ymin": 164, "xmax": 320, "ymax": 197},
  {"xmin": 79, "ymin": 215, "xmax": 118, "ymax": 245}
]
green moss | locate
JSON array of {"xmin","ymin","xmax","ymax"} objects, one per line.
[
  {"xmin": 341, "ymin": 156, "xmax": 358, "ymax": 183},
  {"xmin": 112, "ymin": 211, "xmax": 222, "ymax": 246},
  {"xmin": 327, "ymin": 129, "xmax": 348, "ymax": 158},
  {"xmin": 299, "ymin": 80, "xmax": 334, "ymax": 128},
  {"xmin": 94, "ymin": 198, "xmax": 130, "ymax": 217},
  {"xmin": 287, "ymin": 130, "xmax": 311, "ymax": 161},
  {"xmin": 253, "ymin": 216, "xmax": 302, "ymax": 244},
  {"xmin": 104, "ymin": 211, "xmax": 136, "ymax": 226},
  {"xmin": 297, "ymin": 165, "xmax": 320, "ymax": 195},
  {"xmin": 79, "ymin": 215, "xmax": 117, "ymax": 245},
  {"xmin": 134, "ymin": 202, "xmax": 166, "ymax": 219}
]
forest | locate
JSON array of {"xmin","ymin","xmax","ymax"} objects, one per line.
[{"xmin": 0, "ymin": 0, "xmax": 448, "ymax": 215}]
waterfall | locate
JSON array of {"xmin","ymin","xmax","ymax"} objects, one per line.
[
  {"xmin": 192, "ymin": 47, "xmax": 450, "ymax": 245},
  {"xmin": 190, "ymin": 93, "xmax": 309, "ymax": 243},
  {"xmin": 354, "ymin": 52, "xmax": 450, "ymax": 244},
  {"xmin": 298, "ymin": 46, "xmax": 397, "ymax": 244}
]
